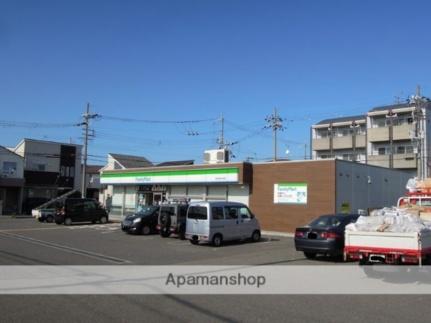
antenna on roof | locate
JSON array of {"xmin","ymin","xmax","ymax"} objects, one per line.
[{"xmin": 416, "ymin": 85, "xmax": 422, "ymax": 97}]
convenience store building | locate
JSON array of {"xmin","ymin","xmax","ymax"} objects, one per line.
[{"xmin": 100, "ymin": 159, "xmax": 411, "ymax": 232}]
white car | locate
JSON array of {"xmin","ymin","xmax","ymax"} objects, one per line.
[{"xmin": 185, "ymin": 201, "xmax": 261, "ymax": 247}]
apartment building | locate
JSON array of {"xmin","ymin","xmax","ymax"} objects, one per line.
[
  {"xmin": 312, "ymin": 100, "xmax": 431, "ymax": 176},
  {"xmin": 311, "ymin": 115, "xmax": 367, "ymax": 163}
]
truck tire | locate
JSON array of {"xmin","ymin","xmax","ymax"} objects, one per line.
[
  {"xmin": 159, "ymin": 214, "xmax": 171, "ymax": 238},
  {"xmin": 46, "ymin": 215, "xmax": 54, "ymax": 223}
]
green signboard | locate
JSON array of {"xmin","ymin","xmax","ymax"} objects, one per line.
[{"xmin": 274, "ymin": 183, "xmax": 307, "ymax": 204}]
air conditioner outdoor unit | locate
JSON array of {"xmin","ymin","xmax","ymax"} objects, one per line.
[{"xmin": 203, "ymin": 149, "xmax": 229, "ymax": 164}]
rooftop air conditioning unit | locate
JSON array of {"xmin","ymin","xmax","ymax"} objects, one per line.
[{"xmin": 203, "ymin": 149, "xmax": 229, "ymax": 164}]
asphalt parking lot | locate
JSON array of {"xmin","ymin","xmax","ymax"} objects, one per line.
[
  {"xmin": 1, "ymin": 217, "xmax": 431, "ymax": 323},
  {"xmin": 0, "ymin": 217, "xmax": 313, "ymax": 266}
]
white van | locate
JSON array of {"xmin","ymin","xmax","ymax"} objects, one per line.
[{"xmin": 185, "ymin": 201, "xmax": 261, "ymax": 247}]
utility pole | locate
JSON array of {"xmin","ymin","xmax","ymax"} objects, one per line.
[
  {"xmin": 265, "ymin": 107, "xmax": 284, "ymax": 161},
  {"xmin": 350, "ymin": 120, "xmax": 360, "ymax": 162},
  {"xmin": 386, "ymin": 110, "xmax": 397, "ymax": 168},
  {"xmin": 218, "ymin": 113, "xmax": 225, "ymax": 149},
  {"xmin": 413, "ymin": 85, "xmax": 428, "ymax": 179},
  {"xmin": 81, "ymin": 103, "xmax": 99, "ymax": 198}
]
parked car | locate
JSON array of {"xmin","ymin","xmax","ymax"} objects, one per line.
[
  {"xmin": 185, "ymin": 201, "xmax": 261, "ymax": 247},
  {"xmin": 121, "ymin": 206, "xmax": 160, "ymax": 235},
  {"xmin": 294, "ymin": 214, "xmax": 360, "ymax": 259},
  {"xmin": 157, "ymin": 203, "xmax": 189, "ymax": 239},
  {"xmin": 55, "ymin": 198, "xmax": 108, "ymax": 225}
]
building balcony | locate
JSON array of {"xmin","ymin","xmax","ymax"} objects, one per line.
[
  {"xmin": 313, "ymin": 134, "xmax": 366, "ymax": 151},
  {"xmin": 367, "ymin": 154, "xmax": 417, "ymax": 169},
  {"xmin": 368, "ymin": 124, "xmax": 414, "ymax": 142},
  {"xmin": 332, "ymin": 136, "xmax": 352, "ymax": 149},
  {"xmin": 393, "ymin": 153, "xmax": 417, "ymax": 169},
  {"xmin": 367, "ymin": 155, "xmax": 390, "ymax": 168},
  {"xmin": 312, "ymin": 138, "xmax": 330, "ymax": 151},
  {"xmin": 393, "ymin": 124, "xmax": 414, "ymax": 141},
  {"xmin": 367, "ymin": 127, "xmax": 389, "ymax": 142}
]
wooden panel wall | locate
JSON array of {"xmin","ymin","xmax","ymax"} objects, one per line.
[{"xmin": 249, "ymin": 160, "xmax": 336, "ymax": 233}]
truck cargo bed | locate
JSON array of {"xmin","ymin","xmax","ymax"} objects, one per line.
[{"xmin": 344, "ymin": 230, "xmax": 431, "ymax": 265}]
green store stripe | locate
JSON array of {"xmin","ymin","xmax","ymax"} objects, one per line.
[
  {"xmin": 278, "ymin": 182, "xmax": 307, "ymax": 187},
  {"xmin": 101, "ymin": 167, "xmax": 239, "ymax": 178}
]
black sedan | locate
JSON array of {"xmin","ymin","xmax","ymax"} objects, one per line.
[
  {"xmin": 294, "ymin": 214, "xmax": 359, "ymax": 259},
  {"xmin": 121, "ymin": 206, "xmax": 160, "ymax": 235}
]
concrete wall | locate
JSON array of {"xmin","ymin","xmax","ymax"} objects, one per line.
[{"xmin": 335, "ymin": 160, "xmax": 411, "ymax": 213}]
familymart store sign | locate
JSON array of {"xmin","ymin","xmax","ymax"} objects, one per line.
[{"xmin": 101, "ymin": 167, "xmax": 239, "ymax": 185}]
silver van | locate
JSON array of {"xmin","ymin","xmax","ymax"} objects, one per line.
[{"xmin": 185, "ymin": 201, "xmax": 261, "ymax": 247}]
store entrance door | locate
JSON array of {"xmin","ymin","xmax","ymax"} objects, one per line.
[{"xmin": 153, "ymin": 193, "xmax": 163, "ymax": 205}]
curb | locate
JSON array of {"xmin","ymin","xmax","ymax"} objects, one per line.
[{"xmin": 262, "ymin": 230, "xmax": 294, "ymax": 238}]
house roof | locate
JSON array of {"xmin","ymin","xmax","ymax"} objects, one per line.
[
  {"xmin": 109, "ymin": 153, "xmax": 153, "ymax": 169},
  {"xmin": 370, "ymin": 101, "xmax": 431, "ymax": 112},
  {"xmin": 15, "ymin": 138, "xmax": 82, "ymax": 149},
  {"xmin": 0, "ymin": 145, "xmax": 23, "ymax": 159},
  {"xmin": 157, "ymin": 160, "xmax": 194, "ymax": 167},
  {"xmin": 315, "ymin": 115, "xmax": 366, "ymax": 125},
  {"xmin": 369, "ymin": 102, "xmax": 413, "ymax": 112}
]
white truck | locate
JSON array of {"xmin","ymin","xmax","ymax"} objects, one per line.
[
  {"xmin": 344, "ymin": 230, "xmax": 431, "ymax": 265},
  {"xmin": 32, "ymin": 190, "xmax": 79, "ymax": 222}
]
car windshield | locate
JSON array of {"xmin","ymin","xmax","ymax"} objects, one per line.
[
  {"xmin": 187, "ymin": 206, "xmax": 208, "ymax": 220},
  {"xmin": 309, "ymin": 215, "xmax": 343, "ymax": 227},
  {"xmin": 136, "ymin": 206, "xmax": 158, "ymax": 216}
]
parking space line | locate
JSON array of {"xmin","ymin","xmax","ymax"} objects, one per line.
[
  {"xmin": 0, "ymin": 227, "xmax": 72, "ymax": 233},
  {"xmin": 0, "ymin": 231, "xmax": 131, "ymax": 264}
]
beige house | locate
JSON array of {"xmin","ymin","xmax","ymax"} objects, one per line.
[{"xmin": 312, "ymin": 100, "xmax": 431, "ymax": 176}]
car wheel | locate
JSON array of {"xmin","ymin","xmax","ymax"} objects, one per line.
[
  {"xmin": 160, "ymin": 226, "xmax": 171, "ymax": 238},
  {"xmin": 64, "ymin": 218, "xmax": 72, "ymax": 226},
  {"xmin": 251, "ymin": 230, "xmax": 261, "ymax": 242},
  {"xmin": 304, "ymin": 252, "xmax": 316, "ymax": 259},
  {"xmin": 190, "ymin": 239, "xmax": 199, "ymax": 245},
  {"xmin": 46, "ymin": 215, "xmax": 54, "ymax": 223},
  {"xmin": 99, "ymin": 216, "xmax": 108, "ymax": 224},
  {"xmin": 141, "ymin": 225, "xmax": 151, "ymax": 235},
  {"xmin": 212, "ymin": 234, "xmax": 223, "ymax": 247}
]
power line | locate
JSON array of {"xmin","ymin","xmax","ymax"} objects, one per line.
[
  {"xmin": 100, "ymin": 115, "xmax": 218, "ymax": 124},
  {"xmin": 0, "ymin": 120, "xmax": 81, "ymax": 128}
]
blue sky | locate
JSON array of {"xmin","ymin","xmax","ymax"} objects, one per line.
[{"xmin": 1, "ymin": 0, "xmax": 430, "ymax": 165}]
